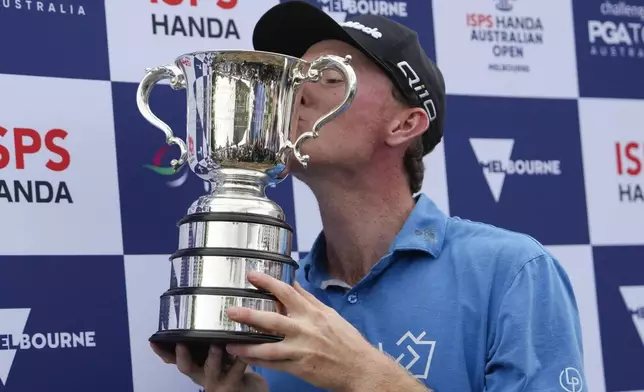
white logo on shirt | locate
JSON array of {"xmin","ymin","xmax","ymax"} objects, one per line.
[
  {"xmin": 559, "ymin": 367, "xmax": 583, "ymax": 392},
  {"xmin": 377, "ymin": 330, "xmax": 436, "ymax": 380},
  {"xmin": 339, "ymin": 21, "xmax": 382, "ymax": 39}
]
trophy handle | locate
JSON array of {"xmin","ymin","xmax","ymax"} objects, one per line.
[
  {"xmin": 288, "ymin": 54, "xmax": 358, "ymax": 168},
  {"xmin": 136, "ymin": 65, "xmax": 188, "ymax": 171}
]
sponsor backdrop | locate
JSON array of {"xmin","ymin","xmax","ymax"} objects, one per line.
[{"xmin": 0, "ymin": 0, "xmax": 642, "ymax": 391}]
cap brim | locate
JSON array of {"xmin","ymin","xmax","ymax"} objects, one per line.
[{"xmin": 253, "ymin": 1, "xmax": 368, "ymax": 61}]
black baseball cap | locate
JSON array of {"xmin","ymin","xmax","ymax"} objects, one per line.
[{"xmin": 252, "ymin": 0, "xmax": 445, "ymax": 155}]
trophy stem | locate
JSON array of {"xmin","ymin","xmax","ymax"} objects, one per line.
[{"xmin": 209, "ymin": 168, "xmax": 273, "ymax": 199}]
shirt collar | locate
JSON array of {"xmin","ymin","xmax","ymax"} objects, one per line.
[
  {"xmin": 387, "ymin": 193, "xmax": 447, "ymax": 258},
  {"xmin": 301, "ymin": 193, "xmax": 448, "ymax": 285}
]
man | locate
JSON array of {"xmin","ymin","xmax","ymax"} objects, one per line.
[{"xmin": 152, "ymin": 1, "xmax": 586, "ymax": 391}]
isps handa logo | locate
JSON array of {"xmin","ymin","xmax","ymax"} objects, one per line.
[
  {"xmin": 466, "ymin": 0, "xmax": 545, "ymax": 73},
  {"xmin": 149, "ymin": 0, "xmax": 239, "ymax": 39},
  {"xmin": 0, "ymin": 126, "xmax": 72, "ymax": 204},
  {"xmin": 1, "ymin": 0, "xmax": 86, "ymax": 16},
  {"xmin": 0, "ymin": 308, "xmax": 97, "ymax": 387},
  {"xmin": 615, "ymin": 140, "xmax": 643, "ymax": 202},
  {"xmin": 587, "ymin": 1, "xmax": 644, "ymax": 59}
]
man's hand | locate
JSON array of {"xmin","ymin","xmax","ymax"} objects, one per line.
[
  {"xmin": 224, "ymin": 271, "xmax": 428, "ymax": 392},
  {"xmin": 151, "ymin": 342, "xmax": 268, "ymax": 392}
]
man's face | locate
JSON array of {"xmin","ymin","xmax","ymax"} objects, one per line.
[{"xmin": 285, "ymin": 39, "xmax": 403, "ymax": 179}]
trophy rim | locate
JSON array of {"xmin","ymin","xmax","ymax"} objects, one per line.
[{"xmin": 174, "ymin": 49, "xmax": 308, "ymax": 65}]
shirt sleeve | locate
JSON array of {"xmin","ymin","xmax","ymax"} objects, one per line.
[{"xmin": 484, "ymin": 253, "xmax": 586, "ymax": 392}]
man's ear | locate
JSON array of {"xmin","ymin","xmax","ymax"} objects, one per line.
[{"xmin": 384, "ymin": 107, "xmax": 430, "ymax": 148}]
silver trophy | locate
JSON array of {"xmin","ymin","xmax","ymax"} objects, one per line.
[{"xmin": 136, "ymin": 50, "xmax": 357, "ymax": 364}]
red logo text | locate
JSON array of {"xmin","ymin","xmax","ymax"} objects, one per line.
[
  {"xmin": 466, "ymin": 14, "xmax": 493, "ymax": 28},
  {"xmin": 150, "ymin": 0, "xmax": 237, "ymax": 8},
  {"xmin": 151, "ymin": 0, "xmax": 198, "ymax": 6},
  {"xmin": 616, "ymin": 141, "xmax": 642, "ymax": 176},
  {"xmin": 0, "ymin": 127, "xmax": 70, "ymax": 172}
]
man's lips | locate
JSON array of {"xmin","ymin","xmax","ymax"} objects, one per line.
[{"xmin": 296, "ymin": 117, "xmax": 310, "ymax": 132}]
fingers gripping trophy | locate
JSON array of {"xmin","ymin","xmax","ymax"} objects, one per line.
[{"xmin": 135, "ymin": 50, "xmax": 357, "ymax": 365}]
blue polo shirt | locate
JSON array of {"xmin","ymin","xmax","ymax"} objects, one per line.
[{"xmin": 254, "ymin": 194, "xmax": 586, "ymax": 391}]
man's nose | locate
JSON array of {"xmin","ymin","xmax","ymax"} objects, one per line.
[{"xmin": 299, "ymin": 84, "xmax": 312, "ymax": 107}]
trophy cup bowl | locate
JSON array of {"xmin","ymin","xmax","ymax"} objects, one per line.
[{"xmin": 136, "ymin": 49, "xmax": 357, "ymax": 365}]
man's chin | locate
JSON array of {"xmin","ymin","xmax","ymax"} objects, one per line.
[{"xmin": 284, "ymin": 156, "xmax": 306, "ymax": 174}]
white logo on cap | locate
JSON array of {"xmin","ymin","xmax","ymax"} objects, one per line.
[
  {"xmin": 396, "ymin": 61, "xmax": 437, "ymax": 121},
  {"xmin": 340, "ymin": 21, "xmax": 382, "ymax": 39}
]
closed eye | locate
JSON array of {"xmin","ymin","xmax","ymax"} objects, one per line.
[
  {"xmin": 321, "ymin": 70, "xmax": 343, "ymax": 85},
  {"xmin": 323, "ymin": 78, "xmax": 343, "ymax": 84}
]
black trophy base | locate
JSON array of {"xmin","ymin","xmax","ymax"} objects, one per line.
[{"xmin": 149, "ymin": 330, "xmax": 283, "ymax": 367}]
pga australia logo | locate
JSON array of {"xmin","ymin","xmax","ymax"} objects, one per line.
[
  {"xmin": 0, "ymin": 0, "xmax": 86, "ymax": 16},
  {"xmin": 377, "ymin": 330, "xmax": 436, "ymax": 380},
  {"xmin": 587, "ymin": 1, "xmax": 644, "ymax": 59}
]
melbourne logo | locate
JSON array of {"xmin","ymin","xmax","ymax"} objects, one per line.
[
  {"xmin": 0, "ymin": 125, "xmax": 72, "ymax": 204},
  {"xmin": 316, "ymin": 0, "xmax": 408, "ymax": 21},
  {"xmin": 619, "ymin": 285, "xmax": 644, "ymax": 349},
  {"xmin": 466, "ymin": 0, "xmax": 545, "ymax": 73},
  {"xmin": 0, "ymin": 308, "xmax": 97, "ymax": 387},
  {"xmin": 469, "ymin": 138, "xmax": 562, "ymax": 202},
  {"xmin": 377, "ymin": 330, "xmax": 436, "ymax": 380},
  {"xmin": 0, "ymin": 0, "xmax": 86, "ymax": 16},
  {"xmin": 615, "ymin": 141, "xmax": 643, "ymax": 202},
  {"xmin": 149, "ymin": 0, "xmax": 239, "ymax": 39},
  {"xmin": 588, "ymin": 1, "xmax": 644, "ymax": 59}
]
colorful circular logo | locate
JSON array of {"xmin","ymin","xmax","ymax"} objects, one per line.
[{"xmin": 143, "ymin": 145, "xmax": 189, "ymax": 188}]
